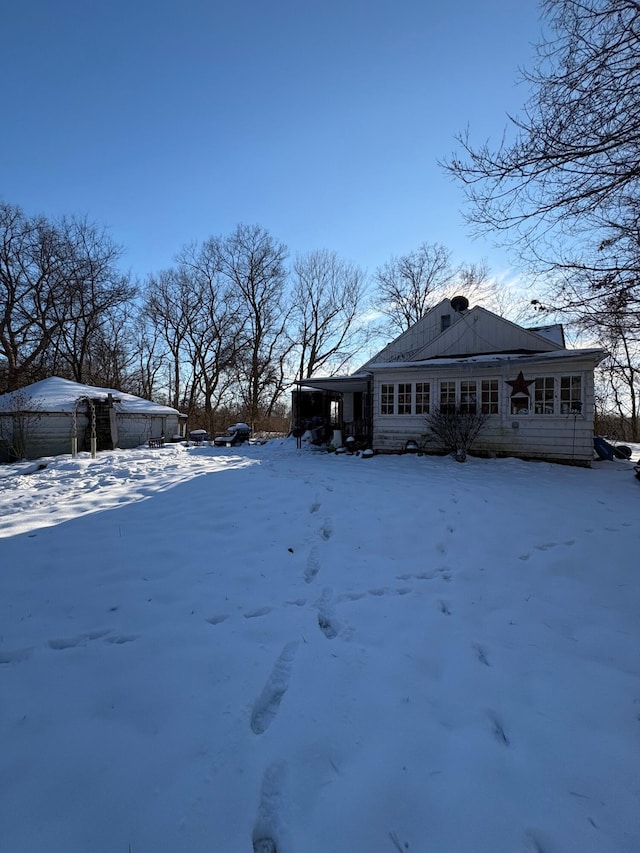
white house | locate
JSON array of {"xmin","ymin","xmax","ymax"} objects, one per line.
[
  {"xmin": 296, "ymin": 297, "xmax": 607, "ymax": 466},
  {"xmin": 0, "ymin": 377, "xmax": 185, "ymax": 461}
]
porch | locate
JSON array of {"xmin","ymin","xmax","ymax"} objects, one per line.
[{"xmin": 293, "ymin": 375, "xmax": 373, "ymax": 448}]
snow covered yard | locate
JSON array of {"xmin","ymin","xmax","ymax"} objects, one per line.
[{"xmin": 1, "ymin": 440, "xmax": 639, "ymax": 853}]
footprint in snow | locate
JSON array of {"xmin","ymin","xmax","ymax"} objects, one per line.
[
  {"xmin": 317, "ymin": 588, "xmax": 340, "ymax": 639},
  {"xmin": 304, "ymin": 546, "xmax": 320, "ymax": 583},
  {"xmin": 104, "ymin": 634, "xmax": 139, "ymax": 645},
  {"xmin": 0, "ymin": 647, "xmax": 33, "ymax": 665},
  {"xmin": 319, "ymin": 518, "xmax": 333, "ymax": 540},
  {"xmin": 245, "ymin": 607, "xmax": 273, "ymax": 619},
  {"xmin": 337, "ymin": 591, "xmax": 366, "ymax": 602},
  {"xmin": 252, "ymin": 761, "xmax": 290, "ymax": 853},
  {"xmin": 206, "ymin": 614, "xmax": 229, "ymax": 625},
  {"xmin": 48, "ymin": 630, "xmax": 111, "ymax": 650},
  {"xmin": 250, "ymin": 643, "xmax": 298, "ymax": 735}
]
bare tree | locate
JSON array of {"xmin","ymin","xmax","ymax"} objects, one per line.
[
  {"xmin": 0, "ymin": 202, "xmax": 69, "ymax": 391},
  {"xmin": 144, "ymin": 269, "xmax": 198, "ymax": 410},
  {"xmin": 48, "ymin": 217, "xmax": 136, "ymax": 384},
  {"xmin": 0, "ymin": 202, "xmax": 136, "ymax": 392},
  {"xmin": 443, "ymin": 0, "xmax": 640, "ymax": 312},
  {"xmin": 0, "ymin": 389, "xmax": 43, "ymax": 460},
  {"xmin": 217, "ymin": 224, "xmax": 293, "ymax": 429},
  {"xmin": 573, "ymin": 291, "xmax": 640, "ymax": 439},
  {"xmin": 373, "ymin": 242, "xmax": 499, "ymax": 334},
  {"xmin": 79, "ymin": 304, "xmax": 138, "ymax": 391},
  {"xmin": 127, "ymin": 311, "xmax": 167, "ymax": 401},
  {"xmin": 373, "ymin": 242, "xmax": 454, "ymax": 335},
  {"xmin": 455, "ymin": 260, "xmax": 495, "ymax": 305},
  {"xmin": 176, "ymin": 239, "xmax": 245, "ymax": 434},
  {"xmin": 290, "ymin": 249, "xmax": 369, "ymax": 381}
]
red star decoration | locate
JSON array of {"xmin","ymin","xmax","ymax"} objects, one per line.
[{"xmin": 506, "ymin": 371, "xmax": 535, "ymax": 397}]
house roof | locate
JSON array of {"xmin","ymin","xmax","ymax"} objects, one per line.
[
  {"xmin": 360, "ymin": 299, "xmax": 568, "ymax": 369},
  {"xmin": 297, "ymin": 374, "xmax": 372, "ymax": 393},
  {"xmin": 393, "ymin": 306, "xmax": 564, "ymax": 362},
  {"xmin": 299, "ymin": 349, "xmax": 607, "ymax": 392},
  {"xmin": 301, "ymin": 299, "xmax": 607, "ymax": 389},
  {"xmin": 525, "ymin": 323, "xmax": 565, "ymax": 347},
  {"xmin": 0, "ymin": 377, "xmax": 180, "ymax": 415},
  {"xmin": 360, "ymin": 298, "xmax": 462, "ymax": 367},
  {"xmin": 370, "ymin": 347, "xmax": 607, "ymax": 370}
]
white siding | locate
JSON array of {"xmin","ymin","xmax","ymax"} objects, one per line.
[
  {"xmin": 1, "ymin": 411, "xmax": 179, "ymax": 460},
  {"xmin": 371, "ymin": 357, "xmax": 598, "ymax": 465},
  {"xmin": 11, "ymin": 412, "xmax": 78, "ymax": 458},
  {"xmin": 116, "ymin": 414, "xmax": 177, "ymax": 448},
  {"xmin": 413, "ymin": 308, "xmax": 561, "ymax": 359}
]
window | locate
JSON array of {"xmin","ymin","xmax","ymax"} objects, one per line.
[
  {"xmin": 415, "ymin": 382, "xmax": 430, "ymax": 414},
  {"xmin": 511, "ymin": 395, "xmax": 530, "ymax": 415},
  {"xmin": 481, "ymin": 380, "xmax": 499, "ymax": 414},
  {"xmin": 381, "ymin": 383, "xmax": 395, "ymax": 414},
  {"xmin": 460, "ymin": 381, "xmax": 477, "ymax": 414},
  {"xmin": 560, "ymin": 375, "xmax": 582, "ymax": 413},
  {"xmin": 534, "ymin": 377, "xmax": 555, "ymax": 414},
  {"xmin": 441, "ymin": 314, "xmax": 451, "ymax": 332},
  {"xmin": 440, "ymin": 381, "xmax": 456, "ymax": 414},
  {"xmin": 398, "ymin": 383, "xmax": 412, "ymax": 415}
]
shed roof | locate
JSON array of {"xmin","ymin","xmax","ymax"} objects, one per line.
[{"xmin": 0, "ymin": 377, "xmax": 179, "ymax": 415}]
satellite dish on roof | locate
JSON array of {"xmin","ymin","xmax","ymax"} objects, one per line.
[{"xmin": 451, "ymin": 295, "xmax": 469, "ymax": 312}]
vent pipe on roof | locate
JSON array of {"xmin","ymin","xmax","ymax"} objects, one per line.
[{"xmin": 451, "ymin": 295, "xmax": 469, "ymax": 312}]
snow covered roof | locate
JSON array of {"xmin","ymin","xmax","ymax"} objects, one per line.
[
  {"xmin": 297, "ymin": 373, "xmax": 372, "ymax": 393},
  {"xmin": 0, "ymin": 377, "xmax": 179, "ymax": 415},
  {"xmin": 300, "ymin": 349, "xmax": 606, "ymax": 389},
  {"xmin": 526, "ymin": 323, "xmax": 565, "ymax": 347},
  {"xmin": 369, "ymin": 347, "xmax": 606, "ymax": 370}
]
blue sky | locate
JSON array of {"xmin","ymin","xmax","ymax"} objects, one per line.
[{"xmin": 1, "ymin": 0, "xmax": 541, "ymax": 283}]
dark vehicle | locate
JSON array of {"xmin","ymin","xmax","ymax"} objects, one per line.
[{"xmin": 213, "ymin": 423, "xmax": 252, "ymax": 447}]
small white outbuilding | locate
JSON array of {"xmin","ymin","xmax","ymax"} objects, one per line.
[{"xmin": 0, "ymin": 377, "xmax": 184, "ymax": 461}]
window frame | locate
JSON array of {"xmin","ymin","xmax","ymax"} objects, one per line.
[
  {"xmin": 459, "ymin": 380, "xmax": 478, "ymax": 414},
  {"xmin": 440, "ymin": 380, "xmax": 456, "ymax": 414},
  {"xmin": 415, "ymin": 382, "xmax": 430, "ymax": 415},
  {"xmin": 534, "ymin": 376, "xmax": 555, "ymax": 415},
  {"xmin": 480, "ymin": 379, "xmax": 499, "ymax": 415},
  {"xmin": 380, "ymin": 383, "xmax": 395, "ymax": 415},
  {"xmin": 560, "ymin": 374, "xmax": 583, "ymax": 414},
  {"xmin": 397, "ymin": 383, "xmax": 412, "ymax": 415}
]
